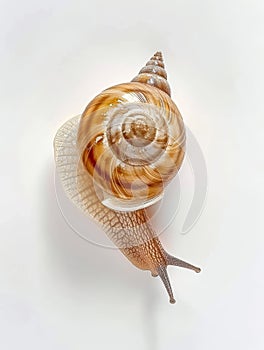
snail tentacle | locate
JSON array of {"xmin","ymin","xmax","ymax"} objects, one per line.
[
  {"xmin": 156, "ymin": 265, "xmax": 176, "ymax": 304},
  {"xmin": 167, "ymin": 254, "xmax": 201, "ymax": 273}
]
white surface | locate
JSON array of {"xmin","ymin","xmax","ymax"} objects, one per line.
[{"xmin": 1, "ymin": 0, "xmax": 264, "ymax": 349}]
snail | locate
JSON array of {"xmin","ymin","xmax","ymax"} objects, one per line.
[{"xmin": 54, "ymin": 52, "xmax": 201, "ymax": 304}]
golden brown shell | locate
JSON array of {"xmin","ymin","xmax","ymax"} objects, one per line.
[{"xmin": 77, "ymin": 54, "xmax": 185, "ymax": 211}]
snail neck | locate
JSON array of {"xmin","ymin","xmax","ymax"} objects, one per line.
[{"xmin": 131, "ymin": 51, "xmax": 171, "ymax": 96}]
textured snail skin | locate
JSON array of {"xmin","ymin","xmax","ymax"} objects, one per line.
[{"xmin": 54, "ymin": 52, "xmax": 201, "ymax": 304}]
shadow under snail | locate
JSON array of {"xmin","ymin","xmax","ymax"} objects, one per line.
[{"xmin": 54, "ymin": 51, "xmax": 201, "ymax": 304}]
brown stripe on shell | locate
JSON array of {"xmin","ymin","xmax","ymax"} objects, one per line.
[
  {"xmin": 132, "ymin": 73, "xmax": 171, "ymax": 96},
  {"xmin": 83, "ymin": 139, "xmax": 164, "ymax": 200},
  {"xmin": 146, "ymin": 59, "xmax": 165, "ymax": 68},
  {"xmin": 139, "ymin": 65, "xmax": 167, "ymax": 79}
]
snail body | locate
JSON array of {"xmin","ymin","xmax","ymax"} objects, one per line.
[{"xmin": 54, "ymin": 52, "xmax": 200, "ymax": 304}]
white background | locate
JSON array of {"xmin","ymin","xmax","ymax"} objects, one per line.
[{"xmin": 1, "ymin": 0, "xmax": 264, "ymax": 349}]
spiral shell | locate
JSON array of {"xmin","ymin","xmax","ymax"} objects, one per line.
[{"xmin": 77, "ymin": 53, "xmax": 185, "ymax": 211}]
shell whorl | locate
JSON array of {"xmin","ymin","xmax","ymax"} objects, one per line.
[
  {"xmin": 77, "ymin": 53, "xmax": 185, "ymax": 211},
  {"xmin": 132, "ymin": 52, "xmax": 171, "ymax": 96}
]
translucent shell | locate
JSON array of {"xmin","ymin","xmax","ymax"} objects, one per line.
[{"xmin": 77, "ymin": 82, "xmax": 185, "ymax": 211}]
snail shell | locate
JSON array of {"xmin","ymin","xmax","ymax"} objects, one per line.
[
  {"xmin": 78, "ymin": 82, "xmax": 185, "ymax": 211},
  {"xmin": 54, "ymin": 52, "xmax": 201, "ymax": 304}
]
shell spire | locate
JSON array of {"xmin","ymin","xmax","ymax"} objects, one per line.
[{"xmin": 132, "ymin": 51, "xmax": 171, "ymax": 96}]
